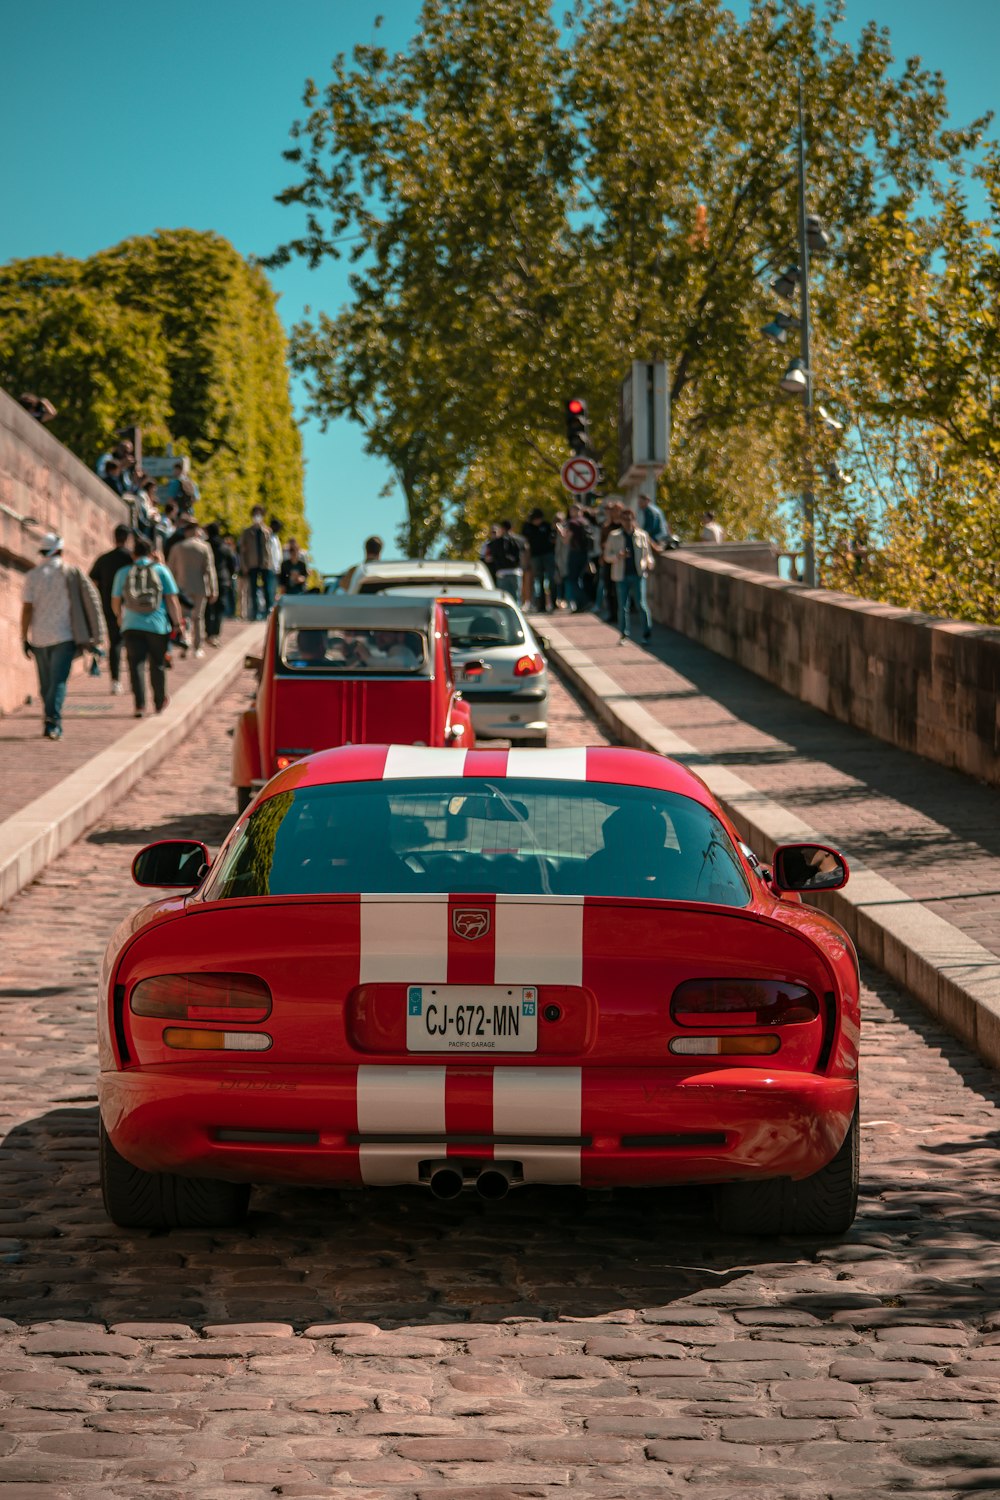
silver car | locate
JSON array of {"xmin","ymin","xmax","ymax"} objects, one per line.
[{"xmin": 394, "ymin": 587, "xmax": 549, "ymax": 746}]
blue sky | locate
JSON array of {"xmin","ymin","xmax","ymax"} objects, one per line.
[{"xmin": 2, "ymin": 0, "xmax": 997, "ymax": 571}]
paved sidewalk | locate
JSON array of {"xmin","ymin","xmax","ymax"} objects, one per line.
[
  {"xmin": 0, "ymin": 625, "xmax": 250, "ymax": 826},
  {"xmin": 548, "ymin": 611, "xmax": 1000, "ymax": 962}
]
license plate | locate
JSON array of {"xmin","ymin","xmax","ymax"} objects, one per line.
[{"xmin": 406, "ymin": 985, "xmax": 538, "ymax": 1053}]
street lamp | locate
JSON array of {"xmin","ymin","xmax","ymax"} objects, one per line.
[
  {"xmin": 759, "ymin": 73, "xmax": 837, "ymax": 587},
  {"xmin": 762, "ymin": 311, "xmax": 801, "ymax": 345},
  {"xmin": 779, "ymin": 357, "xmax": 809, "ymax": 396},
  {"xmin": 791, "ymin": 71, "xmax": 832, "ymax": 589}
]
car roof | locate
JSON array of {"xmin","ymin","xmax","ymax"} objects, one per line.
[
  {"xmin": 276, "ymin": 593, "xmax": 438, "ymax": 631},
  {"xmin": 358, "ymin": 560, "xmax": 489, "ymax": 578},
  {"xmin": 262, "ymin": 744, "xmax": 719, "ymax": 812}
]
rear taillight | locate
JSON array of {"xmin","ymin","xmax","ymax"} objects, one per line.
[
  {"xmin": 130, "ymin": 973, "xmax": 272, "ymax": 1023},
  {"xmin": 514, "ymin": 653, "xmax": 545, "ymax": 677},
  {"xmin": 276, "ymin": 749, "xmax": 311, "ymax": 771},
  {"xmin": 671, "ymin": 979, "xmax": 818, "ymax": 1028}
]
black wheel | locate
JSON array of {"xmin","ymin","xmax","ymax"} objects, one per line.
[
  {"xmin": 715, "ymin": 1107, "xmax": 859, "ymax": 1237},
  {"xmin": 518, "ymin": 733, "xmax": 548, "ymax": 748},
  {"xmin": 99, "ymin": 1118, "xmax": 250, "ymax": 1230},
  {"xmin": 236, "ymin": 785, "xmax": 252, "ymax": 814}
]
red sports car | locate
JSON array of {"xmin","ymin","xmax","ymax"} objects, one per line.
[{"xmin": 98, "ymin": 745, "xmax": 860, "ymax": 1235}]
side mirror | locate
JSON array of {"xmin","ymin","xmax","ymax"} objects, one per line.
[
  {"xmin": 132, "ymin": 840, "xmax": 210, "ymax": 889},
  {"xmin": 771, "ymin": 842, "xmax": 849, "ymax": 894}
]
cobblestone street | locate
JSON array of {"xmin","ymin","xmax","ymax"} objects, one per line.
[{"xmin": 2, "ymin": 673, "xmax": 1000, "ymax": 1497}]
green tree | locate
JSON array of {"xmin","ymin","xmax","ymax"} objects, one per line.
[
  {"xmin": 0, "ymin": 231, "xmax": 306, "ymax": 538},
  {"xmin": 271, "ymin": 0, "xmax": 988, "ymax": 559}
]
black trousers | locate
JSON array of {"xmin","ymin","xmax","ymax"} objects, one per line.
[
  {"xmin": 205, "ymin": 596, "xmax": 224, "ymax": 639},
  {"xmin": 124, "ymin": 629, "xmax": 169, "ymax": 712},
  {"xmin": 102, "ymin": 611, "xmax": 122, "ymax": 682}
]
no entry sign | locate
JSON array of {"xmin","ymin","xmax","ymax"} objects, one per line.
[{"xmin": 560, "ymin": 456, "xmax": 598, "ymax": 494}]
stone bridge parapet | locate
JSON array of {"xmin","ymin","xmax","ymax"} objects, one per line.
[{"xmin": 649, "ymin": 549, "xmax": 1000, "ymax": 788}]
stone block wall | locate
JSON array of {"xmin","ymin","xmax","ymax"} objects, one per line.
[
  {"xmin": 648, "ymin": 549, "xmax": 1000, "ymax": 788},
  {"xmin": 0, "ymin": 388, "xmax": 130, "ymax": 716}
]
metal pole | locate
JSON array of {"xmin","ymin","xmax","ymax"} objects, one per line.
[{"xmin": 796, "ymin": 70, "xmax": 816, "ymax": 587}]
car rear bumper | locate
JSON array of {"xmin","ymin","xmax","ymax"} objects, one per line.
[
  {"xmin": 100, "ymin": 1065, "xmax": 857, "ymax": 1190},
  {"xmin": 465, "ymin": 689, "xmax": 549, "ymax": 741}
]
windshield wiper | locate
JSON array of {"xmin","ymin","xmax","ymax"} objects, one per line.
[{"xmin": 483, "ymin": 782, "xmax": 552, "ymax": 896}]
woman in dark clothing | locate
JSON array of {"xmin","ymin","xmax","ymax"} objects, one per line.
[{"xmin": 205, "ymin": 523, "xmax": 238, "ymax": 643}]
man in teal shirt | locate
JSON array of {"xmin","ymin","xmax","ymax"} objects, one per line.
[{"xmin": 111, "ymin": 538, "xmax": 183, "ymax": 717}]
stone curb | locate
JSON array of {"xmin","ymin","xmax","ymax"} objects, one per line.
[
  {"xmin": 545, "ymin": 623, "xmax": 1000, "ymax": 1071},
  {"xmin": 0, "ymin": 625, "xmax": 264, "ymax": 910}
]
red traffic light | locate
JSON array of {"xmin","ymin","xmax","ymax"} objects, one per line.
[{"xmin": 567, "ymin": 399, "xmax": 585, "ymax": 415}]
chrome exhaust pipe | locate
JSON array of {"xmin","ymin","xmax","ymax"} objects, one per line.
[
  {"xmin": 427, "ymin": 1163, "xmax": 464, "ymax": 1200},
  {"xmin": 476, "ymin": 1164, "xmax": 512, "ymax": 1201}
]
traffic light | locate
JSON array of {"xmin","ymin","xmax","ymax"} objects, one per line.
[{"xmin": 565, "ymin": 397, "xmax": 591, "ymax": 455}]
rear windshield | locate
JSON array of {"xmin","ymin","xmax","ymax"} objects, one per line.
[
  {"xmin": 444, "ymin": 601, "xmax": 525, "ymax": 648},
  {"xmin": 205, "ymin": 779, "xmax": 750, "ymax": 905},
  {"xmin": 280, "ymin": 626, "xmax": 426, "ymax": 674},
  {"xmin": 359, "ymin": 576, "xmax": 482, "ymax": 594}
]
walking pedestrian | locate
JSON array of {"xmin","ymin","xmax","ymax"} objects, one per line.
[
  {"xmin": 553, "ymin": 512, "xmax": 570, "ymax": 607},
  {"xmin": 238, "ymin": 507, "xmax": 277, "ymax": 620},
  {"xmin": 279, "ymin": 537, "xmax": 309, "ymax": 595},
  {"xmin": 205, "ymin": 523, "xmax": 237, "ymax": 643},
  {"xmin": 604, "ymin": 508, "xmax": 655, "ymax": 643},
  {"xmin": 21, "ymin": 532, "xmax": 106, "ymax": 739},
  {"xmin": 522, "ymin": 508, "xmax": 557, "ymax": 612},
  {"xmin": 639, "ymin": 495, "xmax": 669, "ymax": 552},
  {"xmin": 484, "ymin": 520, "xmax": 523, "ymax": 600},
  {"xmin": 89, "ymin": 524, "xmax": 134, "ymax": 695},
  {"xmin": 563, "ymin": 505, "xmax": 591, "ymax": 612},
  {"xmin": 700, "ymin": 510, "xmax": 725, "ymax": 543},
  {"xmin": 168, "ymin": 517, "xmax": 218, "ymax": 657},
  {"xmin": 112, "ymin": 538, "xmax": 183, "ymax": 717},
  {"xmin": 597, "ymin": 502, "xmax": 623, "ymax": 622}
]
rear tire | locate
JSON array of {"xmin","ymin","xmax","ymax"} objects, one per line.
[
  {"xmin": 99, "ymin": 1118, "xmax": 250, "ymax": 1230},
  {"xmin": 715, "ymin": 1107, "xmax": 859, "ymax": 1237},
  {"xmin": 236, "ymin": 785, "xmax": 252, "ymax": 814},
  {"xmin": 518, "ymin": 733, "xmax": 548, "ymax": 748}
]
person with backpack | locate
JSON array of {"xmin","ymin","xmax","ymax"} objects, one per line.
[
  {"xmin": 89, "ymin": 524, "xmax": 134, "ymax": 695},
  {"xmin": 484, "ymin": 520, "xmax": 523, "ymax": 601},
  {"xmin": 111, "ymin": 537, "xmax": 183, "ymax": 718}
]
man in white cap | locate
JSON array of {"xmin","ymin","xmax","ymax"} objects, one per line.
[{"xmin": 21, "ymin": 532, "xmax": 105, "ymax": 740}]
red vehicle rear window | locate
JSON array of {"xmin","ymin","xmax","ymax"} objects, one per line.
[{"xmin": 280, "ymin": 626, "xmax": 426, "ymax": 674}]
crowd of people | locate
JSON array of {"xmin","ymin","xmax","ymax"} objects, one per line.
[
  {"xmin": 480, "ymin": 500, "xmax": 725, "ymax": 643},
  {"xmin": 18, "ymin": 449, "xmax": 312, "ymax": 741}
]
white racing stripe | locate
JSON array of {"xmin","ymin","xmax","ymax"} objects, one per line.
[
  {"xmin": 506, "ymin": 746, "xmax": 588, "ymax": 780},
  {"xmin": 360, "ymin": 894, "xmax": 449, "ymax": 982},
  {"xmin": 383, "ymin": 745, "xmax": 467, "ymax": 779},
  {"xmin": 515, "ymin": 1146, "xmax": 584, "ymax": 1185},
  {"xmin": 358, "ymin": 1142, "xmax": 445, "ymax": 1187},
  {"xmin": 356, "ymin": 1065, "xmax": 447, "ymax": 1185},
  {"xmin": 493, "ymin": 896, "xmax": 584, "ymax": 985},
  {"xmin": 493, "ymin": 1067, "xmax": 582, "ymax": 1136}
]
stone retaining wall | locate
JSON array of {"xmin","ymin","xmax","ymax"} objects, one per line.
[
  {"xmin": 0, "ymin": 388, "xmax": 129, "ymax": 715},
  {"xmin": 648, "ymin": 549, "xmax": 1000, "ymax": 787}
]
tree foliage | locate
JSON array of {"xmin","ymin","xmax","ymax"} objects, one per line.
[
  {"xmin": 270, "ymin": 0, "xmax": 993, "ymax": 592},
  {"xmin": 0, "ymin": 230, "xmax": 306, "ymax": 537}
]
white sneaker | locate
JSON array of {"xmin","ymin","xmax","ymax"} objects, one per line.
[
  {"xmin": 194, "ymin": 648, "xmax": 205, "ymax": 659},
  {"xmin": 111, "ymin": 680, "xmax": 123, "ymax": 696}
]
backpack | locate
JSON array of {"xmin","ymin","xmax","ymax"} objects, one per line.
[
  {"xmin": 488, "ymin": 534, "xmax": 521, "ymax": 572},
  {"xmin": 122, "ymin": 562, "xmax": 163, "ymax": 615}
]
